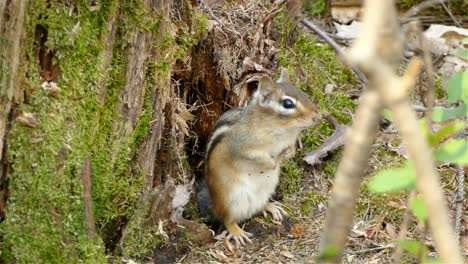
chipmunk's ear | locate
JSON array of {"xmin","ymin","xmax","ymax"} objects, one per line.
[
  {"xmin": 257, "ymin": 76, "xmax": 275, "ymax": 97},
  {"xmin": 276, "ymin": 68, "xmax": 290, "ymax": 84}
]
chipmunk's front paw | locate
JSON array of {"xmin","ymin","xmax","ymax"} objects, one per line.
[
  {"xmin": 263, "ymin": 201, "xmax": 287, "ymax": 221},
  {"xmin": 280, "ymin": 145, "xmax": 296, "ymax": 160},
  {"xmin": 224, "ymin": 222, "xmax": 253, "ymax": 251}
]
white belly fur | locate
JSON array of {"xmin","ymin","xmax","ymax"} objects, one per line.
[{"xmin": 228, "ymin": 167, "xmax": 280, "ymax": 222}]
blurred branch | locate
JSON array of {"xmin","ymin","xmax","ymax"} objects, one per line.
[
  {"xmin": 345, "ymin": 0, "xmax": 463, "ymax": 262},
  {"xmin": 403, "ymin": 0, "xmax": 448, "ymax": 18},
  {"xmin": 439, "ymin": 0, "xmax": 462, "ymax": 27},
  {"xmin": 317, "ymin": 0, "xmax": 464, "ymax": 263},
  {"xmin": 316, "ymin": 89, "xmax": 382, "ymax": 263}
]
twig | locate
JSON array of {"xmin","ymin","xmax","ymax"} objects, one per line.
[
  {"xmin": 392, "ymin": 190, "xmax": 416, "ymax": 264},
  {"xmin": 439, "ymin": 0, "xmax": 462, "ymax": 28},
  {"xmin": 314, "ymin": 57, "xmax": 337, "ymax": 88},
  {"xmin": 406, "ymin": 21, "xmax": 436, "ymax": 132},
  {"xmin": 81, "ymin": 157, "xmax": 96, "ymax": 239},
  {"xmin": 402, "ymin": 0, "xmax": 448, "ymax": 18},
  {"xmin": 346, "ymin": 244, "xmax": 394, "ymax": 255},
  {"xmin": 300, "ymin": 18, "xmax": 368, "ymax": 84}
]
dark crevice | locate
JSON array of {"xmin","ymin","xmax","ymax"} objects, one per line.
[
  {"xmin": 0, "ymin": 107, "xmax": 15, "ymax": 222},
  {"xmin": 33, "ymin": 23, "xmax": 60, "ymax": 82}
]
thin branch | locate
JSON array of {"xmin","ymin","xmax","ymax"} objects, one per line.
[
  {"xmin": 406, "ymin": 21, "xmax": 436, "ymax": 132},
  {"xmin": 439, "ymin": 0, "xmax": 462, "ymax": 27},
  {"xmin": 314, "ymin": 57, "xmax": 338, "ymax": 88},
  {"xmin": 403, "ymin": 0, "xmax": 448, "ymax": 18},
  {"xmin": 300, "ymin": 19, "xmax": 368, "ymax": 84},
  {"xmin": 346, "ymin": 244, "xmax": 394, "ymax": 255}
]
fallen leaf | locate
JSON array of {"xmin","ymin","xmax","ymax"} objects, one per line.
[
  {"xmin": 16, "ymin": 112, "xmax": 39, "ymax": 128},
  {"xmin": 41, "ymin": 81, "xmax": 61, "ymax": 96},
  {"xmin": 290, "ymin": 223, "xmax": 306, "ymax": 238},
  {"xmin": 424, "ymin": 24, "xmax": 468, "ymax": 56},
  {"xmin": 208, "ymin": 249, "xmax": 228, "ymax": 261},
  {"xmin": 385, "ymin": 142, "xmax": 409, "ymax": 159},
  {"xmin": 385, "ymin": 223, "xmax": 397, "ymax": 239},
  {"xmin": 333, "ymin": 20, "xmax": 362, "ymax": 39},
  {"xmin": 324, "ymin": 83, "xmax": 334, "ymax": 94}
]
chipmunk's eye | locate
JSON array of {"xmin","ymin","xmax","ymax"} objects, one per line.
[{"xmin": 282, "ymin": 98, "xmax": 296, "ymax": 109}]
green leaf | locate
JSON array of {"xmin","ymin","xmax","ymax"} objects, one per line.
[
  {"xmin": 411, "ymin": 196, "xmax": 427, "ymax": 223},
  {"xmin": 398, "ymin": 239, "xmax": 428, "ymax": 257},
  {"xmin": 431, "ymin": 105, "xmax": 467, "ymax": 122},
  {"xmin": 434, "ymin": 139, "xmax": 468, "ymax": 165},
  {"xmin": 456, "ymin": 48, "xmax": 468, "ymax": 59},
  {"xmin": 447, "ymin": 71, "xmax": 468, "ymax": 104},
  {"xmin": 428, "ymin": 121, "xmax": 466, "ymax": 146},
  {"xmin": 368, "ymin": 161, "xmax": 416, "ymax": 193}
]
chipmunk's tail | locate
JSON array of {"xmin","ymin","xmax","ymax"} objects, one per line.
[{"xmin": 194, "ymin": 180, "xmax": 221, "ymax": 227}]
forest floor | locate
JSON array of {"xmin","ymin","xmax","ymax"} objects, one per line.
[{"xmin": 150, "ymin": 1, "xmax": 467, "ymax": 264}]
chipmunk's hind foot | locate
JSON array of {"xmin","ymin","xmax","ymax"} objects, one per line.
[
  {"xmin": 263, "ymin": 201, "xmax": 287, "ymax": 221},
  {"xmin": 224, "ymin": 222, "xmax": 253, "ymax": 251}
]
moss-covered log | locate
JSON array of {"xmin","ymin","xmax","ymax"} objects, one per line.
[{"xmin": 0, "ymin": 0, "xmax": 200, "ymax": 261}]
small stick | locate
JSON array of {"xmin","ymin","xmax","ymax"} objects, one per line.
[
  {"xmin": 346, "ymin": 244, "xmax": 394, "ymax": 255},
  {"xmin": 439, "ymin": 0, "xmax": 462, "ymax": 28},
  {"xmin": 81, "ymin": 157, "xmax": 96, "ymax": 239},
  {"xmin": 314, "ymin": 57, "xmax": 338, "ymax": 88},
  {"xmin": 402, "ymin": 0, "xmax": 448, "ymax": 18},
  {"xmin": 300, "ymin": 18, "xmax": 368, "ymax": 84}
]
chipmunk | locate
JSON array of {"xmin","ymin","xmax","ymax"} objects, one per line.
[{"xmin": 204, "ymin": 69, "xmax": 320, "ymax": 248}]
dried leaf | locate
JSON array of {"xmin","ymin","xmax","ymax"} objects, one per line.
[
  {"xmin": 179, "ymin": 110, "xmax": 195, "ymax": 122},
  {"xmin": 385, "ymin": 223, "xmax": 397, "ymax": 239},
  {"xmin": 324, "ymin": 83, "xmax": 334, "ymax": 94},
  {"xmin": 41, "ymin": 81, "xmax": 62, "ymax": 96},
  {"xmin": 16, "ymin": 112, "xmax": 39, "ymax": 128},
  {"xmin": 280, "ymin": 251, "xmax": 295, "ymax": 259},
  {"xmin": 385, "ymin": 142, "xmax": 409, "ymax": 159},
  {"xmin": 333, "ymin": 21, "xmax": 362, "ymax": 39},
  {"xmin": 290, "ymin": 223, "xmax": 306, "ymax": 238},
  {"xmin": 242, "ymin": 57, "xmax": 255, "ymax": 71},
  {"xmin": 208, "ymin": 249, "xmax": 228, "ymax": 261}
]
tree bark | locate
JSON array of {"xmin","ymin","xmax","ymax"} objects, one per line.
[{"xmin": 0, "ymin": 0, "xmax": 27, "ymax": 221}]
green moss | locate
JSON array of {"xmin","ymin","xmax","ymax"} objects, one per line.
[
  {"xmin": 120, "ymin": 191, "xmax": 164, "ymax": 259},
  {"xmin": 302, "ymin": 0, "xmax": 327, "ymax": 17},
  {"xmin": 300, "ymin": 192, "xmax": 326, "ymax": 216},
  {"xmin": 279, "ymin": 160, "xmax": 303, "ymax": 198},
  {"xmin": 0, "ymin": 0, "xmax": 175, "ymax": 261}
]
